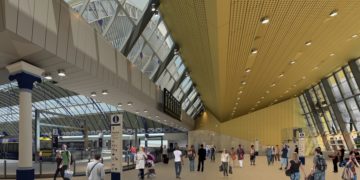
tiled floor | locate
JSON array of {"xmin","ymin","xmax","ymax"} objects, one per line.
[{"xmin": 42, "ymin": 154, "xmax": 342, "ymax": 180}]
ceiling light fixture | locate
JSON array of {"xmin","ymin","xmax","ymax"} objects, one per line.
[
  {"xmin": 261, "ymin": 96, "xmax": 264, "ymax": 99},
  {"xmin": 117, "ymin": 103, "xmax": 122, "ymax": 107},
  {"xmin": 238, "ymin": 91, "xmax": 243, "ymax": 94},
  {"xmin": 144, "ymin": 110, "xmax": 148, "ymax": 113},
  {"xmin": 136, "ymin": 111, "xmax": 139, "ymax": 114},
  {"xmin": 44, "ymin": 73, "xmax": 53, "ymax": 80},
  {"xmin": 330, "ymin": 53, "xmax": 335, "ymax": 56},
  {"xmin": 241, "ymin": 81, "xmax": 247, "ymax": 85},
  {"xmin": 127, "ymin": 102, "xmax": 133, "ymax": 106},
  {"xmin": 302, "ymin": 76, "xmax": 306, "ymax": 80},
  {"xmin": 156, "ymin": 115, "xmax": 159, "ymax": 118},
  {"xmin": 257, "ymin": 101, "xmax": 261, "ymax": 104},
  {"xmin": 270, "ymin": 83, "xmax": 276, "ymax": 87},
  {"xmin": 278, "ymin": 73, "xmax": 284, "ymax": 78},
  {"xmin": 90, "ymin": 92, "xmax": 96, "ymax": 97},
  {"xmin": 57, "ymin": 69, "xmax": 66, "ymax": 77},
  {"xmin": 251, "ymin": 48, "xmax": 258, "ymax": 54},
  {"xmin": 260, "ymin": 16, "xmax": 270, "ymax": 24},
  {"xmin": 305, "ymin": 41, "xmax": 312, "ymax": 46},
  {"xmin": 265, "ymin": 90, "xmax": 270, "ymax": 94},
  {"xmin": 289, "ymin": 60, "xmax": 296, "ymax": 65},
  {"xmin": 101, "ymin": 90, "xmax": 108, "ymax": 95},
  {"xmin": 237, "ymin": 97, "xmax": 240, "ymax": 100},
  {"xmin": 151, "ymin": 3, "xmax": 156, "ymax": 12},
  {"xmin": 235, "ymin": 102, "xmax": 238, "ymax": 105},
  {"xmin": 329, "ymin": 9, "xmax": 338, "ymax": 17},
  {"xmin": 352, "ymin": 34, "xmax": 359, "ymax": 38},
  {"xmin": 245, "ymin": 68, "xmax": 251, "ymax": 73}
]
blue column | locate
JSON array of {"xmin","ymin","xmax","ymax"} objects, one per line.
[{"xmin": 9, "ymin": 72, "xmax": 41, "ymax": 180}]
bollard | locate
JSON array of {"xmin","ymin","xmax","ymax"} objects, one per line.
[
  {"xmin": 73, "ymin": 160, "xmax": 76, "ymax": 176},
  {"xmin": 4, "ymin": 160, "xmax": 6, "ymax": 178},
  {"xmin": 39, "ymin": 160, "xmax": 42, "ymax": 175}
]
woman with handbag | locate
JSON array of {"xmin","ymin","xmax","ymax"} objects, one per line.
[
  {"xmin": 343, "ymin": 151, "xmax": 360, "ymax": 180},
  {"xmin": 286, "ymin": 152, "xmax": 306, "ymax": 180}
]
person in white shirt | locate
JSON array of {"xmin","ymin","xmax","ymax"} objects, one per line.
[
  {"xmin": 221, "ymin": 149, "xmax": 230, "ymax": 176},
  {"xmin": 136, "ymin": 147, "xmax": 147, "ymax": 180},
  {"xmin": 173, "ymin": 146, "xmax": 184, "ymax": 179},
  {"xmin": 86, "ymin": 154, "xmax": 105, "ymax": 180}
]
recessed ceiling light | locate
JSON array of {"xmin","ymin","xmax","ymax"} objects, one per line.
[
  {"xmin": 241, "ymin": 81, "xmax": 247, "ymax": 85},
  {"xmin": 278, "ymin": 73, "xmax": 284, "ymax": 78},
  {"xmin": 257, "ymin": 101, "xmax": 261, "ymax": 104},
  {"xmin": 270, "ymin": 83, "xmax": 276, "ymax": 87},
  {"xmin": 261, "ymin": 96, "xmax": 264, "ymax": 99},
  {"xmin": 274, "ymin": 99, "xmax": 278, "ymax": 102},
  {"xmin": 57, "ymin": 69, "xmax": 66, "ymax": 77},
  {"xmin": 235, "ymin": 102, "xmax": 238, "ymax": 105},
  {"xmin": 352, "ymin": 34, "xmax": 359, "ymax": 38},
  {"xmin": 127, "ymin": 101, "xmax": 133, "ymax": 106},
  {"xmin": 151, "ymin": 3, "xmax": 156, "ymax": 12},
  {"xmin": 251, "ymin": 49, "xmax": 258, "ymax": 54},
  {"xmin": 144, "ymin": 110, "xmax": 148, "ymax": 113},
  {"xmin": 101, "ymin": 90, "xmax": 108, "ymax": 95},
  {"xmin": 251, "ymin": 108, "xmax": 255, "ymax": 110},
  {"xmin": 305, "ymin": 41, "xmax": 312, "ymax": 46},
  {"xmin": 293, "ymin": 84, "xmax": 297, "ymax": 87},
  {"xmin": 233, "ymin": 107, "xmax": 237, "ymax": 110},
  {"xmin": 237, "ymin": 97, "xmax": 240, "ymax": 100},
  {"xmin": 238, "ymin": 91, "xmax": 243, "ymax": 94},
  {"xmin": 156, "ymin": 115, "xmax": 159, "ymax": 118},
  {"xmin": 329, "ymin": 9, "xmax": 338, "ymax": 17},
  {"xmin": 330, "ymin": 53, "xmax": 335, "ymax": 56},
  {"xmin": 117, "ymin": 103, "xmax": 122, "ymax": 107},
  {"xmin": 44, "ymin": 73, "xmax": 53, "ymax": 80},
  {"xmin": 164, "ymin": 120, "xmax": 167, "ymax": 122},
  {"xmin": 90, "ymin": 92, "xmax": 96, "ymax": 97},
  {"xmin": 265, "ymin": 90, "xmax": 270, "ymax": 94},
  {"xmin": 313, "ymin": 66, "xmax": 319, "ymax": 70},
  {"xmin": 302, "ymin": 76, "xmax": 306, "ymax": 80},
  {"xmin": 260, "ymin": 16, "xmax": 270, "ymax": 24},
  {"xmin": 285, "ymin": 90, "xmax": 289, "ymax": 94},
  {"xmin": 289, "ymin": 60, "xmax": 296, "ymax": 65},
  {"xmin": 245, "ymin": 68, "xmax": 251, "ymax": 73},
  {"xmin": 136, "ymin": 111, "xmax": 139, "ymax": 114}
]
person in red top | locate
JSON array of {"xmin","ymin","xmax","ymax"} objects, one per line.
[{"xmin": 130, "ymin": 146, "xmax": 137, "ymax": 163}]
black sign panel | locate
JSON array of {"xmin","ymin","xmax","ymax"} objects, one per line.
[
  {"xmin": 52, "ymin": 135, "xmax": 58, "ymax": 148},
  {"xmin": 163, "ymin": 89, "xmax": 181, "ymax": 120}
]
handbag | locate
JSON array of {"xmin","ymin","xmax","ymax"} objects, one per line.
[
  {"xmin": 64, "ymin": 170, "xmax": 74, "ymax": 179},
  {"xmin": 342, "ymin": 167, "xmax": 354, "ymax": 180},
  {"xmin": 219, "ymin": 165, "xmax": 223, "ymax": 172},
  {"xmin": 285, "ymin": 169, "xmax": 292, "ymax": 176}
]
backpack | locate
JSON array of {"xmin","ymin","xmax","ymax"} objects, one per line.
[
  {"xmin": 315, "ymin": 155, "xmax": 327, "ymax": 172},
  {"xmin": 188, "ymin": 150, "xmax": 195, "ymax": 160}
]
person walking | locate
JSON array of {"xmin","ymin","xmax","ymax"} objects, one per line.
[
  {"xmin": 313, "ymin": 147, "xmax": 327, "ymax": 180},
  {"xmin": 280, "ymin": 144, "xmax": 289, "ymax": 170},
  {"xmin": 210, "ymin": 146, "xmax": 216, "ymax": 162},
  {"xmin": 187, "ymin": 145, "xmax": 196, "ymax": 172},
  {"xmin": 286, "ymin": 152, "xmax": 306, "ymax": 180},
  {"xmin": 53, "ymin": 151, "xmax": 62, "ymax": 179},
  {"xmin": 86, "ymin": 154, "xmax": 105, "ymax": 180},
  {"xmin": 250, "ymin": 145, "xmax": 256, "ymax": 166},
  {"xmin": 162, "ymin": 145, "xmax": 168, "ymax": 163},
  {"xmin": 221, "ymin": 149, "xmax": 230, "ymax": 176},
  {"xmin": 174, "ymin": 146, "xmax": 184, "ymax": 179},
  {"xmin": 294, "ymin": 145, "xmax": 299, "ymax": 154},
  {"xmin": 271, "ymin": 146, "xmax": 276, "ymax": 164},
  {"xmin": 266, "ymin": 146, "xmax": 272, "ymax": 166},
  {"xmin": 330, "ymin": 150, "xmax": 340, "ymax": 173},
  {"xmin": 237, "ymin": 144, "xmax": 245, "ymax": 168},
  {"xmin": 340, "ymin": 146, "xmax": 345, "ymax": 164},
  {"xmin": 136, "ymin": 147, "xmax": 147, "ymax": 180},
  {"xmin": 60, "ymin": 144, "xmax": 71, "ymax": 180},
  {"xmin": 230, "ymin": 147, "xmax": 237, "ymax": 167},
  {"xmin": 275, "ymin": 145, "xmax": 280, "ymax": 161},
  {"xmin": 344, "ymin": 151, "xmax": 360, "ymax": 180},
  {"xmin": 197, "ymin": 144, "xmax": 206, "ymax": 172}
]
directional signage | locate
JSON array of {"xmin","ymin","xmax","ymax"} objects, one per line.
[
  {"xmin": 298, "ymin": 132, "xmax": 305, "ymax": 157},
  {"xmin": 111, "ymin": 114, "xmax": 122, "ymax": 179}
]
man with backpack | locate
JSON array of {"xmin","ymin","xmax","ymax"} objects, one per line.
[{"xmin": 313, "ymin": 147, "xmax": 327, "ymax": 180}]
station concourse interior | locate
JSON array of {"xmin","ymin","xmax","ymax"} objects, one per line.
[{"xmin": 1, "ymin": 0, "xmax": 360, "ymax": 179}]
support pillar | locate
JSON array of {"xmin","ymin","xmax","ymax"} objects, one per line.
[
  {"xmin": 111, "ymin": 114, "xmax": 123, "ymax": 180},
  {"xmin": 6, "ymin": 61, "xmax": 43, "ymax": 180}
]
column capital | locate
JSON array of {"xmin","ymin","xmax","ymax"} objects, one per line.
[{"xmin": 6, "ymin": 61, "xmax": 44, "ymax": 91}]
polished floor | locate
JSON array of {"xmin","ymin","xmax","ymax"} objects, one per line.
[{"xmin": 41, "ymin": 154, "xmax": 343, "ymax": 180}]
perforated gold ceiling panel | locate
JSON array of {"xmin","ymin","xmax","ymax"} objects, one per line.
[{"xmin": 160, "ymin": 0, "xmax": 360, "ymax": 121}]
